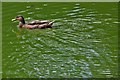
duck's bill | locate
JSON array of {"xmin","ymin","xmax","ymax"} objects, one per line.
[{"xmin": 12, "ymin": 19, "xmax": 16, "ymax": 21}]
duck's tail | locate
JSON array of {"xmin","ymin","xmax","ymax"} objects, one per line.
[{"xmin": 48, "ymin": 20, "xmax": 55, "ymax": 26}]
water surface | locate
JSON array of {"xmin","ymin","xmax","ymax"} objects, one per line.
[{"xmin": 2, "ymin": 2, "xmax": 118, "ymax": 78}]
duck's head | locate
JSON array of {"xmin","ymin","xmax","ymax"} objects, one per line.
[{"xmin": 12, "ymin": 15, "xmax": 25, "ymax": 24}]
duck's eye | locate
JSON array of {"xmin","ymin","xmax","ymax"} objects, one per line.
[{"xmin": 16, "ymin": 16, "xmax": 19, "ymax": 18}]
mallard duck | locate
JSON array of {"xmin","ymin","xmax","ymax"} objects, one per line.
[{"xmin": 12, "ymin": 15, "xmax": 54, "ymax": 29}]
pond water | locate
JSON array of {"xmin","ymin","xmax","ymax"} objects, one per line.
[{"xmin": 2, "ymin": 2, "xmax": 118, "ymax": 78}]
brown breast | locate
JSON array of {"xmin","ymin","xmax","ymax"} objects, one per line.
[{"xmin": 18, "ymin": 22, "xmax": 24, "ymax": 28}]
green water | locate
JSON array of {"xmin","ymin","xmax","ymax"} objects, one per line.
[{"xmin": 2, "ymin": 2, "xmax": 118, "ymax": 78}]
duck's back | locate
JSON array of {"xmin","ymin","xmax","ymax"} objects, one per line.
[{"xmin": 27, "ymin": 20, "xmax": 50, "ymax": 25}]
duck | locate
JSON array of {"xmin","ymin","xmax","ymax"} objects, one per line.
[{"xmin": 12, "ymin": 15, "xmax": 54, "ymax": 29}]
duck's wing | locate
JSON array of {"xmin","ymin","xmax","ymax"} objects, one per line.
[{"xmin": 27, "ymin": 20, "xmax": 50, "ymax": 25}]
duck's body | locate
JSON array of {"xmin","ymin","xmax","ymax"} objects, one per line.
[{"xmin": 12, "ymin": 15, "xmax": 53, "ymax": 29}]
